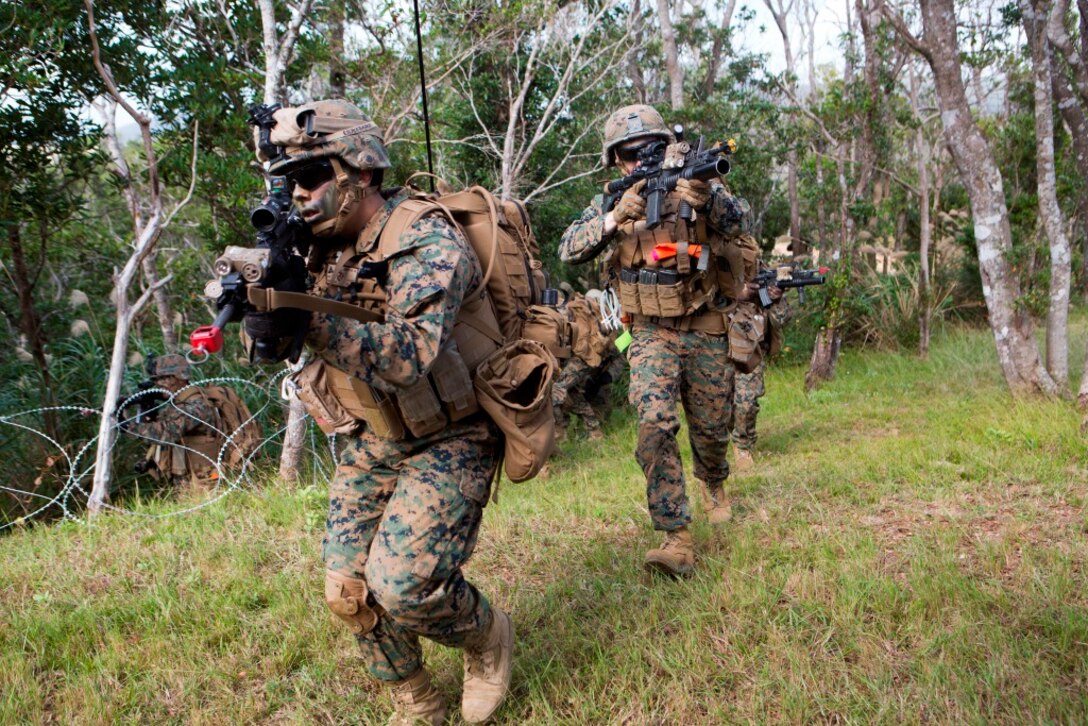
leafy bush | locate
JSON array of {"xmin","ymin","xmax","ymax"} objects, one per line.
[{"xmin": 851, "ymin": 264, "xmax": 958, "ymax": 351}]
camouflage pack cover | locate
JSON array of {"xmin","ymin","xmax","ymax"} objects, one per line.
[
  {"xmin": 256, "ymin": 100, "xmax": 391, "ymax": 175},
  {"xmin": 147, "ymin": 353, "xmax": 190, "ymax": 380},
  {"xmin": 602, "ymin": 104, "xmax": 673, "ymax": 167}
]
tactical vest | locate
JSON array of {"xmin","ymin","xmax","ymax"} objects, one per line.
[
  {"xmin": 611, "ymin": 193, "xmax": 759, "ymax": 333},
  {"xmin": 147, "ymin": 387, "xmax": 223, "ymax": 486},
  {"xmin": 290, "ymin": 200, "xmax": 503, "ymax": 440}
]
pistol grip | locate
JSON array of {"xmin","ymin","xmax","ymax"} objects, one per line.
[{"xmin": 645, "ymin": 186, "xmax": 665, "ymax": 229}]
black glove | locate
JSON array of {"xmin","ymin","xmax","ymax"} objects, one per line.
[{"xmin": 243, "ymin": 308, "xmax": 311, "ymax": 362}]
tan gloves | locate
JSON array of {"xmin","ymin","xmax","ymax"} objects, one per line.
[
  {"xmin": 675, "ymin": 178, "xmax": 711, "ymax": 210},
  {"xmin": 612, "ymin": 178, "xmax": 712, "ymax": 224},
  {"xmin": 612, "ymin": 180, "xmax": 647, "ymax": 224}
]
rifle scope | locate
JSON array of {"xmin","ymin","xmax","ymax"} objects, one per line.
[{"xmin": 250, "ymin": 190, "xmax": 293, "ymax": 232}]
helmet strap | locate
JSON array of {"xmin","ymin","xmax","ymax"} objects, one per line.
[{"xmin": 310, "ymin": 157, "xmax": 378, "ymax": 237}]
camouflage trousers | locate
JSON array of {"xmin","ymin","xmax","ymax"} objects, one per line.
[
  {"xmin": 628, "ymin": 321, "xmax": 734, "ymax": 531},
  {"xmin": 553, "ymin": 357, "xmax": 604, "ymax": 432},
  {"xmin": 731, "ymin": 359, "xmax": 766, "ymax": 452},
  {"xmin": 323, "ymin": 420, "xmax": 500, "ymax": 681}
]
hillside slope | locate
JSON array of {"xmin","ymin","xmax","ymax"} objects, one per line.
[{"xmin": 2, "ymin": 326, "xmax": 1087, "ymax": 724}]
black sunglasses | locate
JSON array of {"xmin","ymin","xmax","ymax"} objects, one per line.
[
  {"xmin": 615, "ymin": 140, "xmax": 661, "ymax": 163},
  {"xmin": 287, "ymin": 159, "xmax": 336, "ymax": 190}
]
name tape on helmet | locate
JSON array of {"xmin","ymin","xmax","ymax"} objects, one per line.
[{"xmin": 325, "ymin": 123, "xmax": 381, "ymax": 142}]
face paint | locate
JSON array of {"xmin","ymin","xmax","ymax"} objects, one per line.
[{"xmin": 297, "ymin": 180, "xmax": 342, "ymax": 236}]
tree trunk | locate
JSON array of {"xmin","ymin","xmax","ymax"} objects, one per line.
[
  {"xmin": 911, "ymin": 65, "xmax": 933, "ymax": 358},
  {"xmin": 806, "ymin": 144, "xmax": 850, "ymax": 389},
  {"xmin": 806, "ymin": 328, "xmax": 842, "ymax": 392},
  {"xmin": 701, "ymin": 0, "xmax": 736, "ymax": 95},
  {"xmin": 628, "ymin": 0, "xmax": 648, "ymax": 103},
  {"xmin": 89, "ymin": 214, "xmax": 166, "ymax": 512},
  {"xmin": 1024, "ymin": 0, "xmax": 1071, "ymax": 389},
  {"xmin": 852, "ymin": 0, "xmax": 879, "ymax": 206},
  {"xmin": 788, "ymin": 148, "xmax": 801, "ymax": 251},
  {"xmin": 767, "ymin": 0, "xmax": 800, "ymax": 249},
  {"xmin": 258, "ymin": 10, "xmax": 310, "ymax": 480},
  {"xmin": 102, "ymin": 95, "xmax": 177, "ymax": 352},
  {"xmin": 5, "ymin": 224, "xmax": 59, "ymax": 440},
  {"xmin": 328, "ymin": 0, "xmax": 345, "ymax": 98},
  {"xmin": 814, "ymin": 144, "xmax": 827, "ymax": 253},
  {"xmin": 1050, "ymin": 50, "xmax": 1088, "ymax": 297},
  {"xmin": 656, "ymin": 0, "xmax": 684, "ymax": 110},
  {"xmin": 259, "ymin": 0, "xmax": 286, "ymax": 104},
  {"xmin": 142, "ymin": 252, "xmax": 177, "ymax": 351},
  {"xmin": 917, "ymin": 0, "xmax": 1057, "ymax": 396}
]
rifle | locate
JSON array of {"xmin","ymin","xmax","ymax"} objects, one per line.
[
  {"xmin": 190, "ymin": 104, "xmax": 312, "ymax": 363},
  {"xmin": 602, "ymin": 125, "xmax": 734, "ymax": 230},
  {"xmin": 753, "ymin": 264, "xmax": 828, "ymax": 308},
  {"xmin": 115, "ymin": 380, "xmax": 168, "ymax": 424}
]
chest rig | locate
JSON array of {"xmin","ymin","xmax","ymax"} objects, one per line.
[
  {"xmin": 296, "ymin": 200, "xmax": 502, "ymax": 441},
  {"xmin": 611, "ymin": 191, "xmax": 754, "ymax": 332},
  {"xmin": 147, "ymin": 388, "xmax": 223, "ymax": 485}
]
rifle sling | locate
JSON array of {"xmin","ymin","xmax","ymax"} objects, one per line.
[{"xmin": 247, "ymin": 287, "xmax": 384, "ymax": 324}]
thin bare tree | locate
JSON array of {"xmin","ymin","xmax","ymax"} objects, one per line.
[
  {"xmin": 85, "ymin": 0, "xmax": 198, "ymax": 513},
  {"xmin": 909, "ymin": 62, "xmax": 935, "ymax": 357},
  {"xmin": 657, "ymin": 0, "xmax": 684, "ymax": 109},
  {"xmin": 97, "ymin": 96, "xmax": 178, "ymax": 353},
  {"xmin": 256, "ymin": 0, "xmax": 316, "ymax": 481},
  {"xmin": 458, "ymin": 0, "xmax": 640, "ymax": 201},
  {"xmin": 765, "ymin": 0, "xmax": 801, "ymax": 249},
  {"xmin": 257, "ymin": 0, "xmax": 315, "ymax": 104}
]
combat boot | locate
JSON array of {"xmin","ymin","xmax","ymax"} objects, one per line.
[
  {"xmin": 462, "ymin": 607, "xmax": 514, "ymax": 723},
  {"xmin": 735, "ymin": 448, "xmax": 754, "ymax": 473},
  {"xmin": 387, "ymin": 669, "xmax": 447, "ymax": 726},
  {"xmin": 701, "ymin": 481, "xmax": 732, "ymax": 525},
  {"xmin": 643, "ymin": 526, "xmax": 695, "ymax": 577}
]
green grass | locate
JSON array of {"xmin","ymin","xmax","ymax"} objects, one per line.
[{"xmin": 3, "ymin": 323, "xmax": 1088, "ymax": 724}]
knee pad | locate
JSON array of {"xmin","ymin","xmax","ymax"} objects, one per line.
[{"xmin": 325, "ymin": 570, "xmax": 378, "ymax": 635}]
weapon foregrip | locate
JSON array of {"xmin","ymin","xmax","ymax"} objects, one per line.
[{"xmin": 679, "ymin": 199, "xmax": 693, "ymax": 222}]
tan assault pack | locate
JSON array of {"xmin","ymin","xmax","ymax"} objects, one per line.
[
  {"xmin": 199, "ymin": 385, "xmax": 262, "ymax": 467},
  {"xmin": 289, "ymin": 180, "xmax": 561, "ymax": 482},
  {"xmin": 568, "ymin": 294, "xmax": 615, "ymax": 368}
]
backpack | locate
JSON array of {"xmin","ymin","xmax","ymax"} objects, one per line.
[
  {"xmin": 381, "ymin": 178, "xmax": 563, "ymax": 482},
  {"xmin": 198, "ymin": 384, "xmax": 262, "ymax": 468},
  {"xmin": 388, "ymin": 179, "xmax": 552, "ymax": 343}
]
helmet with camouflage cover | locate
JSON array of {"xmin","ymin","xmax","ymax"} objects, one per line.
[
  {"xmin": 602, "ymin": 104, "xmax": 674, "ymax": 167},
  {"xmin": 146, "ymin": 353, "xmax": 190, "ymax": 381},
  {"xmin": 255, "ymin": 99, "xmax": 391, "ymax": 175}
]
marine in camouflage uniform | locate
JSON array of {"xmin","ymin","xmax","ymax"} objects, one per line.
[
  {"xmin": 244, "ymin": 100, "xmax": 511, "ymax": 725},
  {"xmin": 552, "ymin": 292, "xmax": 627, "ymax": 440},
  {"xmin": 559, "ymin": 104, "xmax": 756, "ymax": 576},
  {"xmin": 553, "ymin": 356, "xmax": 605, "ymax": 438},
  {"xmin": 731, "ymin": 298, "xmax": 792, "ymax": 469},
  {"xmin": 553, "ymin": 349, "xmax": 626, "ymax": 440},
  {"xmin": 120, "ymin": 354, "xmax": 223, "ymax": 486}
]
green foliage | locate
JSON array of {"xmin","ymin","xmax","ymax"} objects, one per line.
[{"xmin": 851, "ymin": 265, "xmax": 958, "ymax": 351}]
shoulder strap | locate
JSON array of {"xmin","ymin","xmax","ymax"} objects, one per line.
[{"xmin": 379, "ymin": 199, "xmax": 456, "ymax": 258}]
